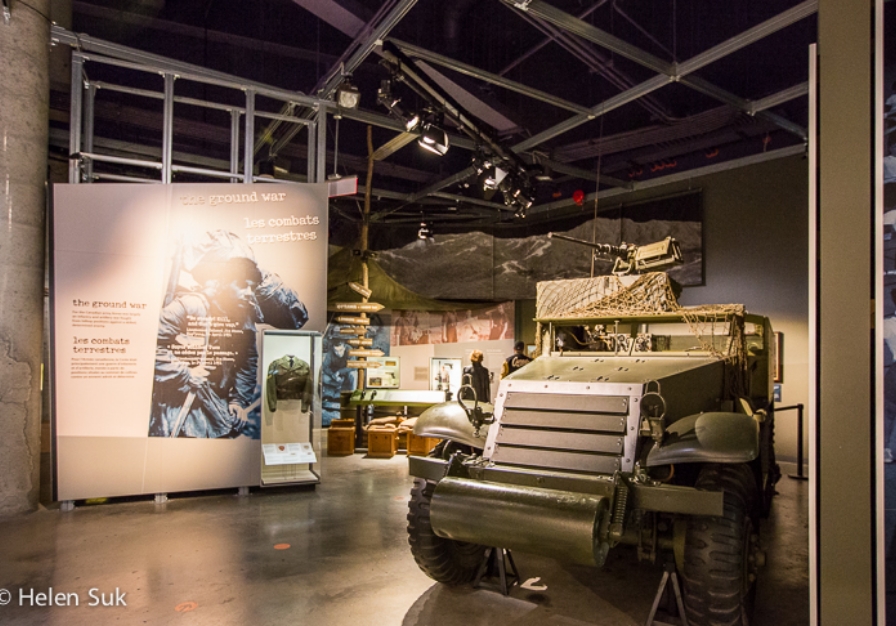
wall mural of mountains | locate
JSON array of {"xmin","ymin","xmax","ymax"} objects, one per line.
[{"xmin": 374, "ymin": 192, "xmax": 703, "ymax": 301}]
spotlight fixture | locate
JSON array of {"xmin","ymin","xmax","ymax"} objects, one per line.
[
  {"xmin": 405, "ymin": 112, "xmax": 421, "ymax": 132},
  {"xmin": 417, "ymin": 221, "xmax": 433, "ymax": 239},
  {"xmin": 483, "ymin": 165, "xmax": 508, "ymax": 191},
  {"xmin": 418, "ymin": 124, "xmax": 449, "ymax": 156},
  {"xmin": 335, "ymin": 77, "xmax": 361, "ymax": 110}
]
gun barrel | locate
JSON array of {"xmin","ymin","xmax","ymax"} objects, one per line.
[{"xmin": 547, "ymin": 232, "xmax": 625, "ymax": 257}]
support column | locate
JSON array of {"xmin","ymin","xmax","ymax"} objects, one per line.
[
  {"xmin": 0, "ymin": 1, "xmax": 50, "ymax": 516},
  {"xmin": 817, "ymin": 0, "xmax": 875, "ymax": 622}
]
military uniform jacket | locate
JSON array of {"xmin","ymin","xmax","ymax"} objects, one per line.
[{"xmin": 265, "ymin": 355, "xmax": 313, "ymax": 413}]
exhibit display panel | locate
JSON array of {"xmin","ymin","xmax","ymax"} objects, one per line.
[
  {"xmin": 430, "ymin": 357, "xmax": 462, "ymax": 397},
  {"xmin": 366, "ymin": 356, "xmax": 400, "ymax": 389},
  {"xmin": 260, "ymin": 331, "xmax": 322, "ymax": 486},
  {"xmin": 51, "ymin": 182, "xmax": 328, "ymax": 500}
]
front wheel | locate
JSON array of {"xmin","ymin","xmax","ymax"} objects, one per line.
[
  {"xmin": 407, "ymin": 477, "xmax": 486, "ymax": 585},
  {"xmin": 681, "ymin": 464, "xmax": 760, "ymax": 626}
]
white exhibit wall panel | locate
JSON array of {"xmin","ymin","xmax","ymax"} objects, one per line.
[{"xmin": 52, "ymin": 182, "xmax": 328, "ymax": 500}]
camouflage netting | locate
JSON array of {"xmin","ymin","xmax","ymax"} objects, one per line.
[
  {"xmin": 536, "ymin": 273, "xmax": 680, "ymax": 319},
  {"xmin": 535, "ymin": 273, "xmax": 746, "ymax": 358}
]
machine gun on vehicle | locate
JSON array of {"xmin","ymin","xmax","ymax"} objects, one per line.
[{"xmin": 547, "ymin": 233, "xmax": 683, "ymax": 275}]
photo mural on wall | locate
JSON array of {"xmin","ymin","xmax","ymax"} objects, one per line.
[
  {"xmin": 149, "ymin": 230, "xmax": 310, "ymax": 440},
  {"xmin": 390, "ymin": 302, "xmax": 514, "ymax": 346},
  {"xmin": 321, "ymin": 312, "xmax": 390, "ymax": 426},
  {"xmin": 371, "ymin": 192, "xmax": 703, "ymax": 301}
]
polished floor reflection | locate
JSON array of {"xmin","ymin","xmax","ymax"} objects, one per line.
[{"xmin": 1, "ymin": 448, "xmax": 808, "ymax": 625}]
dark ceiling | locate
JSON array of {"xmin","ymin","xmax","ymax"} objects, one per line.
[{"xmin": 55, "ymin": 0, "xmax": 817, "ymax": 236}]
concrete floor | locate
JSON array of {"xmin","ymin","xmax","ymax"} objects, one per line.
[{"xmin": 1, "ymin": 447, "xmax": 809, "ymax": 626}]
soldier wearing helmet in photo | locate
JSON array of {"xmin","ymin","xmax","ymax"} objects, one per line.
[{"xmin": 149, "ymin": 230, "xmax": 308, "ymax": 439}]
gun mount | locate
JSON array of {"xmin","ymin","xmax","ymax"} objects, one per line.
[{"xmin": 547, "ymin": 233, "xmax": 683, "ymax": 275}]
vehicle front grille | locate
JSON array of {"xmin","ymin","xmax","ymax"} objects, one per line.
[{"xmin": 490, "ymin": 392, "xmax": 630, "ymax": 475}]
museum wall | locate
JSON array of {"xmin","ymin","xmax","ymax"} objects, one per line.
[{"xmin": 625, "ymin": 154, "xmax": 810, "ymax": 468}]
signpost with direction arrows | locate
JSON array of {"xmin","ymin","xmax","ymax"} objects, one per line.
[
  {"xmin": 347, "ymin": 360, "xmax": 383, "ymax": 369},
  {"xmin": 348, "ymin": 348, "xmax": 385, "ymax": 358},
  {"xmin": 336, "ymin": 315, "xmax": 370, "ymax": 326},
  {"xmin": 339, "ymin": 326, "xmax": 370, "ymax": 336},
  {"xmin": 348, "ymin": 282, "xmax": 373, "ymax": 299},
  {"xmin": 335, "ymin": 302, "xmax": 385, "ymax": 313}
]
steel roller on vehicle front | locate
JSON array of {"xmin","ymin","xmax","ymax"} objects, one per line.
[
  {"xmin": 681, "ymin": 464, "xmax": 762, "ymax": 626},
  {"xmin": 407, "ymin": 477, "xmax": 487, "ymax": 585}
]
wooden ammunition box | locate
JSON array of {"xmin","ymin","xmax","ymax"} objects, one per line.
[
  {"xmin": 327, "ymin": 427, "xmax": 356, "ymax": 457},
  {"xmin": 367, "ymin": 429, "xmax": 398, "ymax": 458},
  {"xmin": 406, "ymin": 432, "xmax": 439, "ymax": 457}
]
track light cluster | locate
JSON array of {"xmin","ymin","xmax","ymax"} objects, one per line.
[
  {"xmin": 378, "ymin": 80, "xmax": 450, "ymax": 156},
  {"xmin": 472, "ymin": 154, "xmax": 535, "ymax": 217}
]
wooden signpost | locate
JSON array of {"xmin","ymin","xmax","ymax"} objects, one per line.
[
  {"xmin": 335, "ymin": 302, "xmax": 384, "ymax": 313},
  {"xmin": 339, "ymin": 326, "xmax": 370, "ymax": 336},
  {"xmin": 348, "ymin": 282, "xmax": 373, "ymax": 299},
  {"xmin": 348, "ymin": 348, "xmax": 385, "ymax": 358},
  {"xmin": 336, "ymin": 315, "xmax": 370, "ymax": 326},
  {"xmin": 347, "ymin": 360, "xmax": 382, "ymax": 369}
]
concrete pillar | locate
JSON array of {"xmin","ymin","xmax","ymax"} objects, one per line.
[{"xmin": 0, "ymin": 1, "xmax": 50, "ymax": 515}]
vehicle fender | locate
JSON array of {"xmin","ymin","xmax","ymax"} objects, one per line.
[
  {"xmin": 413, "ymin": 400, "xmax": 491, "ymax": 450},
  {"xmin": 645, "ymin": 412, "xmax": 759, "ymax": 466}
]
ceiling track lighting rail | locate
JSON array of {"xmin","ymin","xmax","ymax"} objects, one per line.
[{"xmin": 378, "ymin": 41, "xmax": 536, "ymax": 215}]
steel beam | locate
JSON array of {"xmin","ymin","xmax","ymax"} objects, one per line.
[
  {"xmin": 405, "ymin": 166, "xmax": 476, "ymax": 204},
  {"xmin": 319, "ymin": 0, "xmax": 418, "ymax": 98},
  {"xmin": 392, "ymin": 39, "xmax": 590, "ymax": 115},
  {"xmin": 682, "ymin": 76, "xmax": 807, "ymax": 139},
  {"xmin": 52, "ymin": 26, "xmax": 317, "ymax": 107},
  {"xmin": 68, "ymin": 55, "xmax": 84, "ymax": 184},
  {"xmin": 161, "ymin": 73, "xmax": 175, "ymax": 183},
  {"xmin": 316, "ymin": 111, "xmax": 327, "ymax": 183},
  {"xmin": 230, "ymin": 109, "xmax": 241, "ymax": 182},
  {"xmin": 504, "ymin": 0, "xmax": 672, "ymax": 75},
  {"xmin": 674, "ymin": 0, "xmax": 817, "ymax": 77},
  {"xmin": 306, "ymin": 120, "xmax": 316, "ymax": 183},
  {"xmin": 244, "ymin": 89, "xmax": 255, "ymax": 184},
  {"xmin": 270, "ymin": 0, "xmax": 417, "ymax": 156},
  {"xmin": 84, "ymin": 82, "xmax": 96, "ymax": 182},
  {"xmin": 502, "ymin": 0, "xmax": 814, "ymax": 150},
  {"xmin": 544, "ymin": 159, "xmax": 632, "ymax": 190},
  {"xmin": 527, "ymin": 144, "xmax": 805, "ymax": 216},
  {"xmin": 499, "ymin": 0, "xmax": 605, "ymax": 76},
  {"xmin": 513, "ymin": 74, "xmax": 673, "ymax": 152},
  {"xmin": 750, "ymin": 82, "xmax": 810, "ymax": 115}
]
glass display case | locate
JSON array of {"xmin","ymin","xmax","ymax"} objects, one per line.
[{"xmin": 260, "ymin": 330, "xmax": 322, "ymax": 486}]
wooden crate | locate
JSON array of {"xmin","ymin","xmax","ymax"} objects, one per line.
[
  {"xmin": 406, "ymin": 432, "xmax": 439, "ymax": 457},
  {"xmin": 367, "ymin": 429, "xmax": 398, "ymax": 458},
  {"xmin": 327, "ymin": 427, "xmax": 355, "ymax": 456}
]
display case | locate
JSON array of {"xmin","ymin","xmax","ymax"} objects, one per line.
[
  {"xmin": 260, "ymin": 330, "xmax": 323, "ymax": 486},
  {"xmin": 430, "ymin": 357, "xmax": 462, "ymax": 398}
]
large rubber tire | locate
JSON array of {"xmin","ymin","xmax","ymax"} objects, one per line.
[
  {"xmin": 681, "ymin": 464, "xmax": 759, "ymax": 626},
  {"xmin": 407, "ymin": 477, "xmax": 487, "ymax": 585}
]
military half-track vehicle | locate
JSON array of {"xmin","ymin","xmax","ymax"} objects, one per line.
[{"xmin": 406, "ymin": 265, "xmax": 779, "ymax": 626}]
